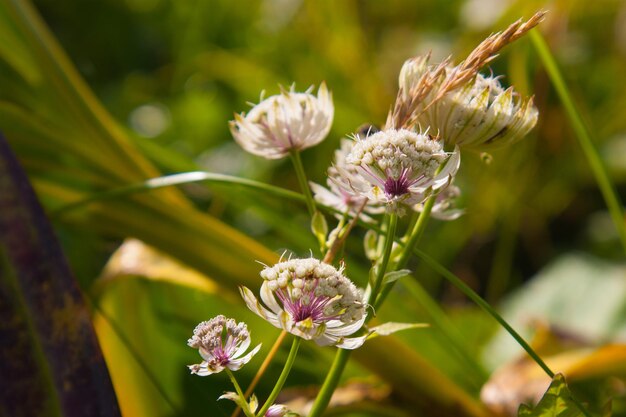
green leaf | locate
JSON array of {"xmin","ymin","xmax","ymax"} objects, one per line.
[
  {"xmin": 383, "ymin": 269, "xmax": 412, "ymax": 284},
  {"xmin": 518, "ymin": 374, "xmax": 582, "ymax": 417},
  {"xmin": 0, "ymin": 135, "xmax": 120, "ymax": 417},
  {"xmin": 363, "ymin": 229, "xmax": 379, "ymax": 261},
  {"xmin": 368, "ymin": 321, "xmax": 429, "ymax": 337},
  {"xmin": 311, "ymin": 210, "xmax": 329, "ymax": 251}
]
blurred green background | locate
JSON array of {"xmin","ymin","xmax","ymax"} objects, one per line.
[{"xmin": 1, "ymin": 0, "xmax": 626, "ymax": 416}]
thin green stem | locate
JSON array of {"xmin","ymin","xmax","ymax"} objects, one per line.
[
  {"xmin": 485, "ymin": 210, "xmax": 520, "ymax": 303},
  {"xmin": 398, "ymin": 196, "xmax": 435, "ymax": 269},
  {"xmin": 308, "ymin": 214, "xmax": 397, "ymax": 417},
  {"xmin": 400, "ymin": 279, "xmax": 488, "ymax": 384},
  {"xmin": 368, "ymin": 213, "xmax": 398, "ymax": 306},
  {"xmin": 306, "ymin": 214, "xmax": 397, "ymax": 417},
  {"xmin": 289, "ymin": 150, "xmax": 316, "ymax": 217},
  {"xmin": 375, "ymin": 197, "xmax": 489, "ymax": 385},
  {"xmin": 256, "ymin": 337, "xmax": 301, "ymax": 417},
  {"xmin": 375, "ymin": 196, "xmax": 434, "ymax": 309},
  {"xmin": 232, "ymin": 331, "xmax": 288, "ymax": 417},
  {"xmin": 412, "ymin": 247, "xmax": 593, "ymax": 417},
  {"xmin": 307, "ymin": 348, "xmax": 351, "ymax": 417},
  {"xmin": 414, "ymin": 246, "xmax": 551, "ymax": 374},
  {"xmin": 226, "ymin": 369, "xmax": 255, "ymax": 417},
  {"xmin": 530, "ymin": 30, "xmax": 626, "ymax": 254},
  {"xmin": 52, "ymin": 171, "xmax": 304, "ymax": 216}
]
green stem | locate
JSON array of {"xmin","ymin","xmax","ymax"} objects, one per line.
[
  {"xmin": 375, "ymin": 196, "xmax": 434, "ymax": 309},
  {"xmin": 376, "ymin": 197, "xmax": 489, "ymax": 384},
  {"xmin": 485, "ymin": 209, "xmax": 520, "ymax": 303},
  {"xmin": 308, "ymin": 214, "xmax": 397, "ymax": 417},
  {"xmin": 401, "ymin": 278, "xmax": 488, "ymax": 384},
  {"xmin": 307, "ymin": 214, "xmax": 397, "ymax": 417},
  {"xmin": 289, "ymin": 150, "xmax": 316, "ymax": 217},
  {"xmin": 256, "ymin": 337, "xmax": 301, "ymax": 417},
  {"xmin": 307, "ymin": 348, "xmax": 351, "ymax": 417},
  {"xmin": 52, "ymin": 171, "xmax": 304, "ymax": 216},
  {"xmin": 226, "ymin": 369, "xmax": 255, "ymax": 417},
  {"xmin": 530, "ymin": 30, "xmax": 626, "ymax": 254},
  {"xmin": 412, "ymin": 247, "xmax": 593, "ymax": 417},
  {"xmin": 398, "ymin": 196, "xmax": 434, "ymax": 268},
  {"xmin": 368, "ymin": 213, "xmax": 398, "ymax": 306}
]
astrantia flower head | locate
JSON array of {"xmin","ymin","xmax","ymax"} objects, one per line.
[
  {"xmin": 240, "ymin": 258, "xmax": 367, "ymax": 349},
  {"xmin": 398, "ymin": 56, "xmax": 538, "ymax": 151},
  {"xmin": 187, "ymin": 315, "xmax": 261, "ymax": 376},
  {"xmin": 344, "ymin": 128, "xmax": 460, "ymax": 216},
  {"xmin": 311, "ymin": 139, "xmax": 384, "ymax": 221},
  {"xmin": 229, "ymin": 84, "xmax": 334, "ymax": 159}
]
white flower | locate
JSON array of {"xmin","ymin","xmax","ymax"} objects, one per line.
[
  {"xmin": 187, "ymin": 315, "xmax": 261, "ymax": 376},
  {"xmin": 229, "ymin": 84, "xmax": 334, "ymax": 159},
  {"xmin": 399, "ymin": 57, "xmax": 538, "ymax": 150},
  {"xmin": 343, "ymin": 128, "xmax": 460, "ymax": 216},
  {"xmin": 311, "ymin": 139, "xmax": 384, "ymax": 221},
  {"xmin": 240, "ymin": 258, "xmax": 367, "ymax": 349}
]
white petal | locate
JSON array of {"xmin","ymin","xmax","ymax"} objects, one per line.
[
  {"xmin": 218, "ymin": 392, "xmax": 240, "ymax": 402},
  {"xmin": 228, "ymin": 343, "xmax": 262, "ymax": 371},
  {"xmin": 231, "ymin": 334, "xmax": 251, "ymax": 359},
  {"xmin": 368, "ymin": 322, "xmax": 429, "ymax": 337},
  {"xmin": 334, "ymin": 335, "xmax": 368, "ymax": 350},
  {"xmin": 260, "ymin": 281, "xmax": 283, "ymax": 315},
  {"xmin": 326, "ymin": 314, "xmax": 366, "ymax": 337},
  {"xmin": 198, "ymin": 346, "xmax": 216, "ymax": 362},
  {"xmin": 188, "ymin": 361, "xmax": 224, "ymax": 376},
  {"xmin": 313, "ymin": 333, "xmax": 339, "ymax": 347},
  {"xmin": 240, "ymin": 286, "xmax": 269, "ymax": 319}
]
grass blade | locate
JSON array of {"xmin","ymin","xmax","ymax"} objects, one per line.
[
  {"xmin": 530, "ymin": 30, "xmax": 626, "ymax": 253},
  {"xmin": 53, "ymin": 171, "xmax": 304, "ymax": 216}
]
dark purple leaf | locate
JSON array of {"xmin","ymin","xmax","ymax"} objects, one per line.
[{"xmin": 0, "ymin": 133, "xmax": 121, "ymax": 417}]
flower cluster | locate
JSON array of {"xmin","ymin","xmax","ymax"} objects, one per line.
[
  {"xmin": 341, "ymin": 128, "xmax": 460, "ymax": 216},
  {"xmin": 399, "ymin": 57, "xmax": 538, "ymax": 151},
  {"xmin": 229, "ymin": 84, "xmax": 334, "ymax": 159},
  {"xmin": 240, "ymin": 258, "xmax": 367, "ymax": 349},
  {"xmin": 188, "ymin": 13, "xmax": 544, "ymax": 417},
  {"xmin": 311, "ymin": 139, "xmax": 384, "ymax": 221},
  {"xmin": 187, "ymin": 315, "xmax": 261, "ymax": 376}
]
